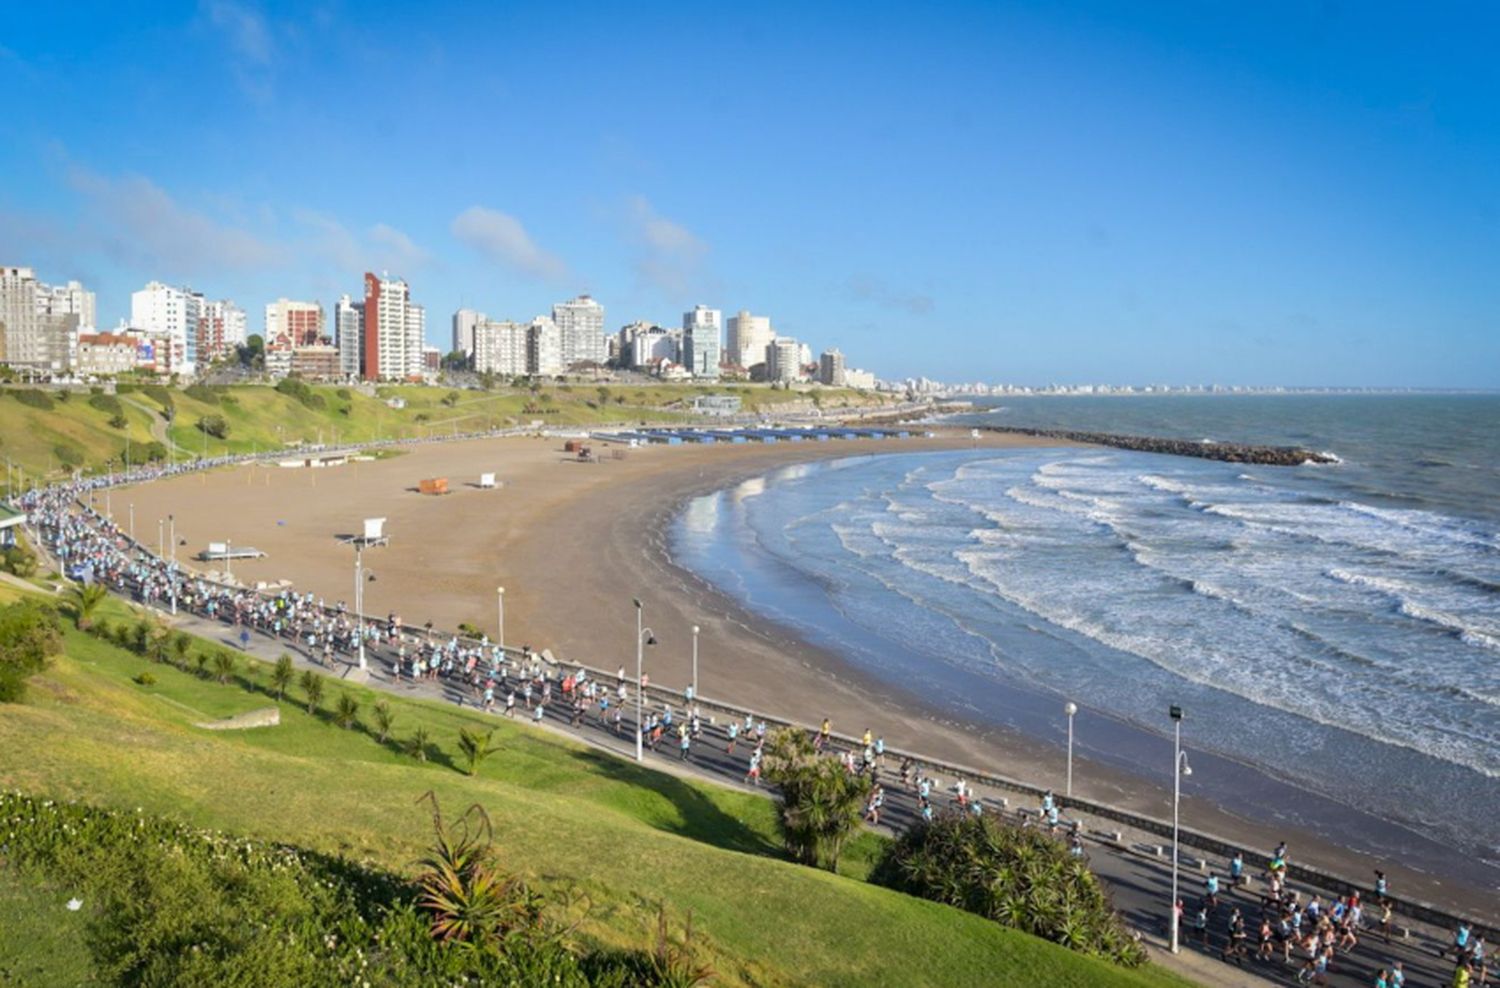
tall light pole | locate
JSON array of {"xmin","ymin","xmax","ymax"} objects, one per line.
[
  {"xmin": 158, "ymin": 518, "xmax": 164, "ymax": 556},
  {"xmin": 633, "ymin": 598, "xmax": 656, "ymax": 762},
  {"xmin": 1169, "ymin": 704, "xmax": 1193, "ymax": 953},
  {"xmin": 168, "ymin": 515, "xmax": 176, "ymax": 565},
  {"xmin": 496, "ymin": 586, "xmax": 505, "ymax": 653},
  {"xmin": 691, "ymin": 624, "xmax": 700, "ymax": 701},
  {"xmin": 342, "ymin": 519, "xmax": 388, "ymax": 671},
  {"xmin": 1065, "ymin": 700, "xmax": 1078, "ymax": 798}
]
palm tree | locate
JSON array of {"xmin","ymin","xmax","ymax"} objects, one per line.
[
  {"xmin": 456, "ymin": 727, "xmax": 501, "ymax": 776},
  {"xmin": 403, "ymin": 727, "xmax": 431, "ymax": 762},
  {"xmin": 211, "ymin": 650, "xmax": 236, "ymax": 685},
  {"xmin": 299, "ymin": 670, "xmax": 324, "ymax": 715},
  {"xmin": 333, "ymin": 691, "xmax": 360, "ymax": 730},
  {"xmin": 170, "ymin": 632, "xmax": 192, "ymax": 669},
  {"xmin": 270, "ymin": 654, "xmax": 294, "ymax": 700},
  {"xmin": 193, "ymin": 651, "xmax": 210, "ymax": 678},
  {"xmin": 761, "ymin": 727, "xmax": 870, "ymax": 871},
  {"xmin": 372, "ymin": 699, "xmax": 396, "ymax": 743},
  {"xmin": 69, "ymin": 582, "xmax": 108, "ymax": 629}
]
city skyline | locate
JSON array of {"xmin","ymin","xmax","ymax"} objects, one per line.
[{"xmin": 2, "ymin": 3, "xmax": 1497, "ymax": 387}]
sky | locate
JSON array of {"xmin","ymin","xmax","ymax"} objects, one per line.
[{"xmin": 1, "ymin": 2, "xmax": 1497, "ymax": 388}]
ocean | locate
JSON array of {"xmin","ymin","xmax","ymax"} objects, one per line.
[{"xmin": 670, "ymin": 394, "xmax": 1500, "ymax": 886}]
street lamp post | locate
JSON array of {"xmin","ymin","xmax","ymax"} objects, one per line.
[
  {"xmin": 354, "ymin": 542, "xmax": 365, "ymax": 668},
  {"xmin": 632, "ymin": 599, "xmax": 656, "ymax": 762},
  {"xmin": 128, "ymin": 503, "xmax": 134, "ymax": 542},
  {"xmin": 691, "ymin": 624, "xmax": 700, "ymax": 701},
  {"xmin": 496, "ymin": 587, "xmax": 505, "ymax": 654},
  {"xmin": 1065, "ymin": 701, "xmax": 1078, "ymax": 798},
  {"xmin": 1168, "ymin": 704, "xmax": 1193, "ymax": 954}
]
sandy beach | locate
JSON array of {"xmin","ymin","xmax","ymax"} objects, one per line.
[{"xmin": 119, "ymin": 430, "xmax": 1494, "ymax": 919}]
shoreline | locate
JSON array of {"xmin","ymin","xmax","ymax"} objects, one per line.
[{"xmin": 118, "ymin": 430, "xmax": 1496, "ymax": 921}]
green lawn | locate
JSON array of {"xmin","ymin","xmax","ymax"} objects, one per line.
[{"xmin": 0, "ymin": 591, "xmax": 1191, "ymax": 987}]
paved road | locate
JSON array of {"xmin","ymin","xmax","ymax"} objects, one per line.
[{"xmin": 165, "ymin": 609, "xmax": 1479, "ymax": 988}]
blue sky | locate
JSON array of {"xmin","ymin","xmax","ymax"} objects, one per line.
[{"xmin": 2, "ymin": 2, "xmax": 1497, "ymax": 387}]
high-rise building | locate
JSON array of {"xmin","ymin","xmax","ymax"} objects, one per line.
[
  {"xmin": 767, "ymin": 337, "xmax": 802, "ymax": 383},
  {"xmin": 37, "ymin": 279, "xmax": 96, "ymax": 334},
  {"xmin": 199, "ymin": 299, "xmax": 247, "ymax": 364},
  {"xmin": 682, "ymin": 304, "xmax": 722, "ymax": 379},
  {"xmin": 406, "ymin": 304, "xmax": 427, "ymax": 379},
  {"xmin": 551, "ymin": 294, "xmax": 606, "ymax": 369},
  {"xmin": 0, "ymin": 266, "xmax": 81, "ymax": 371},
  {"xmin": 452, "ymin": 308, "xmax": 485, "ymax": 357},
  {"xmin": 472, "ymin": 319, "xmax": 529, "ymax": 377},
  {"xmin": 818, "ymin": 348, "xmax": 846, "ymax": 387},
  {"xmin": 527, "ymin": 316, "xmax": 563, "ymax": 376},
  {"xmin": 627, "ymin": 325, "xmax": 677, "ymax": 369},
  {"xmin": 334, "ymin": 294, "xmax": 362, "ymax": 378},
  {"xmin": 727, "ymin": 310, "xmax": 774, "ymax": 370},
  {"xmin": 265, "ymin": 299, "xmax": 325, "ymax": 347},
  {"xmin": 131, "ymin": 281, "xmax": 206, "ymax": 375},
  {"xmin": 359, "ymin": 273, "xmax": 423, "ymax": 381}
]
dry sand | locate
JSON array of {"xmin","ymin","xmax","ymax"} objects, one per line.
[{"xmin": 118, "ymin": 430, "xmax": 1491, "ymax": 917}]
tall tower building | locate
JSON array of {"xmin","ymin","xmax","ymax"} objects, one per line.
[
  {"xmin": 265, "ymin": 299, "xmax": 325, "ymax": 347},
  {"xmin": 359, "ymin": 273, "xmax": 422, "ymax": 381},
  {"xmin": 334, "ymin": 295, "xmax": 362, "ymax": 378},
  {"xmin": 131, "ymin": 281, "xmax": 206, "ymax": 375},
  {"xmin": 199, "ymin": 299, "xmax": 247, "ymax": 364},
  {"xmin": 727, "ymin": 310, "xmax": 774, "ymax": 370},
  {"xmin": 819, "ymin": 348, "xmax": 846, "ymax": 386},
  {"xmin": 682, "ymin": 305, "xmax": 722, "ymax": 379},
  {"xmin": 452, "ymin": 308, "xmax": 485, "ymax": 357},
  {"xmin": 472, "ymin": 319, "xmax": 529, "ymax": 376},
  {"xmin": 767, "ymin": 337, "xmax": 801, "ymax": 383},
  {"xmin": 527, "ymin": 316, "xmax": 562, "ymax": 375},
  {"xmin": 551, "ymin": 294, "xmax": 606, "ymax": 369}
]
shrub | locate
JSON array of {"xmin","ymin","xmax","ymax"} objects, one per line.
[
  {"xmin": 184, "ymin": 383, "xmax": 220, "ymax": 405},
  {"xmin": 372, "ymin": 699, "xmax": 395, "ymax": 743},
  {"xmin": 68, "ymin": 582, "xmax": 109, "ymax": 629},
  {"xmin": 403, "ymin": 726, "xmax": 432, "ymax": 762},
  {"xmin": 140, "ymin": 383, "xmax": 174, "ymax": 413},
  {"xmin": 335, "ymin": 388, "xmax": 352, "ymax": 400},
  {"xmin": 872, "ymin": 811, "xmax": 1147, "ymax": 967},
  {"xmin": 196, "ymin": 414, "xmax": 229, "ymax": 439},
  {"xmin": 0, "ymin": 598, "xmax": 63, "ymax": 702},
  {"xmin": 456, "ymin": 727, "xmax": 500, "ymax": 776},
  {"xmin": 333, "ymin": 691, "xmax": 360, "ymax": 729},
  {"xmin": 108, "ymin": 413, "xmax": 129, "ymax": 429},
  {"xmin": 11, "ymin": 388, "xmax": 55, "ymax": 411},
  {"xmin": 270, "ymin": 654, "xmax": 294, "ymax": 700},
  {"xmin": 88, "ymin": 392, "xmax": 124, "ymax": 416},
  {"xmin": 211, "ymin": 650, "xmax": 237, "ymax": 684},
  {"xmin": 760, "ymin": 727, "xmax": 870, "ymax": 871},
  {"xmin": 299, "ymin": 670, "xmax": 324, "ymax": 714},
  {"xmin": 1, "ymin": 544, "xmax": 38, "ymax": 578},
  {"xmin": 133, "ymin": 671, "xmax": 157, "ymax": 686},
  {"xmin": 53, "ymin": 443, "xmax": 84, "ymax": 469},
  {"xmin": 139, "ymin": 441, "xmax": 169, "ymax": 463},
  {"xmin": 275, "ymin": 378, "xmax": 326, "ymax": 410}
]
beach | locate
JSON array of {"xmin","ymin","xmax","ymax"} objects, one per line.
[{"xmin": 119, "ymin": 429, "xmax": 1496, "ymax": 920}]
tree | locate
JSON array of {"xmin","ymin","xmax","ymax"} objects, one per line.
[
  {"xmin": 456, "ymin": 727, "xmax": 501, "ymax": 776},
  {"xmin": 270, "ymin": 654, "xmax": 294, "ymax": 700},
  {"xmin": 236, "ymin": 334, "xmax": 265, "ymax": 370},
  {"xmin": 211, "ymin": 650, "xmax": 236, "ymax": 685},
  {"xmin": 170, "ymin": 632, "xmax": 192, "ymax": 668},
  {"xmin": 760, "ymin": 728, "xmax": 871, "ymax": 871},
  {"xmin": 69, "ymin": 582, "xmax": 109, "ymax": 630},
  {"xmin": 299, "ymin": 670, "xmax": 324, "ymax": 715},
  {"xmin": 333, "ymin": 691, "xmax": 361, "ymax": 730},
  {"xmin": 372, "ymin": 699, "xmax": 396, "ymax": 743},
  {"xmin": 1, "ymin": 544, "xmax": 38, "ymax": 578},
  {"xmin": 196, "ymin": 414, "xmax": 229, "ymax": 439},
  {"xmin": 403, "ymin": 727, "xmax": 432, "ymax": 762}
]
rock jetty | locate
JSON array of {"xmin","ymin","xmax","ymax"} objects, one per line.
[{"xmin": 980, "ymin": 426, "xmax": 1337, "ymax": 465}]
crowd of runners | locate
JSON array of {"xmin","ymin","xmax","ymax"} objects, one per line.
[{"xmin": 14, "ymin": 462, "xmax": 1494, "ymax": 988}]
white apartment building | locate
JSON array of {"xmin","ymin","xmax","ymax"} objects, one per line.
[
  {"xmin": 844, "ymin": 368, "xmax": 876, "ymax": 390},
  {"xmin": 452, "ymin": 308, "xmax": 485, "ymax": 357},
  {"xmin": 200, "ymin": 299, "xmax": 247, "ymax": 364},
  {"xmin": 727, "ymin": 310, "xmax": 774, "ymax": 370},
  {"xmin": 334, "ymin": 294, "xmax": 361, "ymax": 378},
  {"xmin": 359, "ymin": 273, "xmax": 425, "ymax": 381},
  {"xmin": 472, "ymin": 319, "xmax": 529, "ymax": 377},
  {"xmin": 132, "ymin": 281, "xmax": 207, "ymax": 375},
  {"xmin": 767, "ymin": 337, "xmax": 802, "ymax": 383},
  {"xmin": 0, "ymin": 266, "xmax": 80, "ymax": 372},
  {"xmin": 527, "ymin": 316, "xmax": 563, "ymax": 375},
  {"xmin": 683, "ymin": 304, "xmax": 722, "ymax": 379},
  {"xmin": 628, "ymin": 326, "xmax": 679, "ymax": 369},
  {"xmin": 552, "ymin": 295, "xmax": 606, "ymax": 369},
  {"xmin": 38, "ymin": 279, "xmax": 96, "ymax": 333}
]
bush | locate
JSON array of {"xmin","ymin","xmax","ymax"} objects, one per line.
[
  {"xmin": 196, "ymin": 414, "xmax": 229, "ymax": 439},
  {"xmin": 140, "ymin": 384, "xmax": 174, "ymax": 414},
  {"xmin": 335, "ymin": 388, "xmax": 352, "ymax": 400},
  {"xmin": 11, "ymin": 388, "xmax": 54, "ymax": 411},
  {"xmin": 760, "ymin": 728, "xmax": 870, "ymax": 871},
  {"xmin": 140, "ymin": 441, "xmax": 169, "ymax": 463},
  {"xmin": 871, "ymin": 811, "xmax": 1147, "ymax": 967},
  {"xmin": 88, "ymin": 392, "xmax": 123, "ymax": 416},
  {"xmin": 53, "ymin": 443, "xmax": 84, "ymax": 469},
  {"xmin": 107, "ymin": 413, "xmax": 129, "ymax": 429},
  {"xmin": 275, "ymin": 377, "xmax": 326, "ymax": 410},
  {"xmin": 0, "ymin": 598, "xmax": 63, "ymax": 702},
  {"xmin": 133, "ymin": 671, "xmax": 157, "ymax": 686},
  {"xmin": 183, "ymin": 383, "xmax": 220, "ymax": 405},
  {"xmin": 1, "ymin": 544, "xmax": 38, "ymax": 578}
]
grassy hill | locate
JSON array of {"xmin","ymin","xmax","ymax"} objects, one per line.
[
  {"xmin": 0, "ymin": 585, "xmax": 1191, "ymax": 988},
  {"xmin": 0, "ymin": 380, "xmax": 893, "ymax": 488}
]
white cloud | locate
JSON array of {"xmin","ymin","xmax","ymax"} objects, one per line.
[
  {"xmin": 201, "ymin": 0, "xmax": 274, "ymax": 100},
  {"xmin": 845, "ymin": 275, "xmax": 934, "ymax": 316},
  {"xmin": 295, "ymin": 211, "xmax": 428, "ymax": 276},
  {"xmin": 450, "ymin": 206, "xmax": 566, "ymax": 281},
  {"xmin": 68, "ymin": 166, "xmax": 285, "ymax": 275},
  {"xmin": 624, "ymin": 195, "xmax": 708, "ymax": 297}
]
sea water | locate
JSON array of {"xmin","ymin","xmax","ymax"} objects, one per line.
[{"xmin": 671, "ymin": 395, "xmax": 1500, "ymax": 885}]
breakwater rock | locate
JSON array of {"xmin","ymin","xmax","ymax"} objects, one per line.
[{"xmin": 980, "ymin": 426, "xmax": 1336, "ymax": 465}]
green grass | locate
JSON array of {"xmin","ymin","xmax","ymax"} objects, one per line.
[
  {"xmin": 0, "ymin": 591, "xmax": 1191, "ymax": 987},
  {"xmin": 0, "ymin": 868, "xmax": 95, "ymax": 987},
  {"xmin": 0, "ymin": 382, "xmax": 894, "ymax": 487}
]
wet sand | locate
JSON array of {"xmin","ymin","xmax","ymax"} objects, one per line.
[{"xmin": 119, "ymin": 431, "xmax": 1495, "ymax": 921}]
